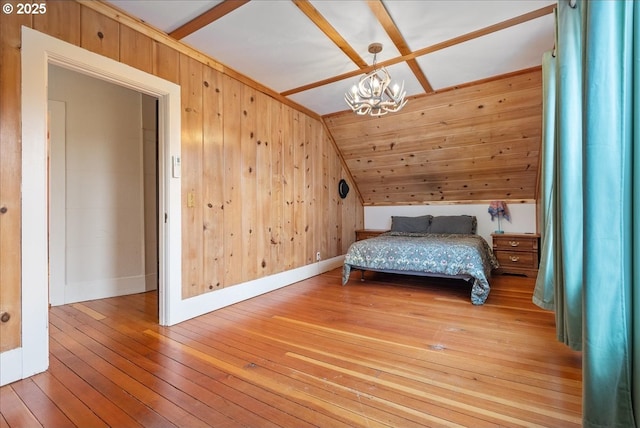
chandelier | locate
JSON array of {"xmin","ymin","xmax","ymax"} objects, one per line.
[{"xmin": 344, "ymin": 43, "xmax": 407, "ymax": 117}]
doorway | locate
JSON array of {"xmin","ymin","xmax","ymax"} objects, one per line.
[
  {"xmin": 5, "ymin": 27, "xmax": 183, "ymax": 385},
  {"xmin": 48, "ymin": 65, "xmax": 159, "ymax": 306}
]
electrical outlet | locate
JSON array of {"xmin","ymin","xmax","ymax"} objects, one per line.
[{"xmin": 316, "ymin": 251, "xmax": 321, "ymax": 261}]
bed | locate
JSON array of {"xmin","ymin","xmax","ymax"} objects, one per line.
[{"xmin": 342, "ymin": 215, "xmax": 499, "ymax": 304}]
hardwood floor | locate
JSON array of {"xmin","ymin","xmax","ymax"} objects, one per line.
[{"xmin": 1, "ymin": 268, "xmax": 582, "ymax": 427}]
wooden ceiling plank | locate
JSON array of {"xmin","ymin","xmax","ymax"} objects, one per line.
[
  {"xmin": 325, "ymin": 69, "xmax": 542, "ymax": 205},
  {"xmin": 362, "ymin": 199, "xmax": 537, "ymax": 206},
  {"xmin": 337, "ymin": 117, "xmax": 543, "ymax": 148},
  {"xmin": 353, "ymin": 160, "xmax": 539, "ymax": 182},
  {"xmin": 331, "ymin": 81, "xmax": 542, "ymax": 127},
  {"xmin": 367, "ymin": 0, "xmax": 434, "ymax": 93},
  {"xmin": 283, "ymin": 4, "xmax": 554, "ymax": 96},
  {"xmin": 338, "ymin": 112, "xmax": 543, "ymax": 147},
  {"xmin": 332, "ymin": 102, "xmax": 542, "ymax": 144},
  {"xmin": 169, "ymin": 0, "xmax": 251, "ymax": 40},
  {"xmin": 341, "ymin": 135, "xmax": 542, "ymax": 161},
  {"xmin": 341, "ymin": 135, "xmax": 541, "ymax": 165},
  {"xmin": 363, "ymin": 179, "xmax": 538, "ymax": 192},
  {"xmin": 365, "ymin": 196, "xmax": 535, "ymax": 205},
  {"xmin": 292, "ymin": 0, "xmax": 368, "ymax": 68},
  {"xmin": 324, "ymin": 66, "xmax": 542, "ymax": 127},
  {"xmin": 350, "ymin": 155, "xmax": 539, "ymax": 178},
  {"xmin": 358, "ymin": 184, "xmax": 539, "ymax": 197},
  {"xmin": 363, "ymin": 191, "xmax": 535, "ymax": 205},
  {"xmin": 335, "ymin": 113, "xmax": 543, "ymax": 149},
  {"xmin": 349, "ymin": 142, "xmax": 540, "ymax": 171},
  {"xmin": 355, "ymin": 174, "xmax": 540, "ymax": 190},
  {"xmin": 364, "ymin": 180, "xmax": 538, "ymax": 197},
  {"xmin": 360, "ymin": 169, "xmax": 540, "ymax": 185},
  {"xmin": 344, "ymin": 143, "xmax": 542, "ymax": 169},
  {"xmin": 358, "ymin": 174, "xmax": 541, "ymax": 187},
  {"xmin": 364, "ymin": 185, "xmax": 536, "ymax": 194}
]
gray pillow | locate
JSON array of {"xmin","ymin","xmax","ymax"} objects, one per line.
[
  {"xmin": 429, "ymin": 215, "xmax": 477, "ymax": 234},
  {"xmin": 390, "ymin": 215, "xmax": 432, "ymax": 233}
]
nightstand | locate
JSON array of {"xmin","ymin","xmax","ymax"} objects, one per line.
[
  {"xmin": 355, "ymin": 229, "xmax": 389, "ymax": 241},
  {"xmin": 491, "ymin": 233, "xmax": 540, "ymax": 277}
]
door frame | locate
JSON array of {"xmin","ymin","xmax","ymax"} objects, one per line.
[{"xmin": 6, "ymin": 27, "xmax": 182, "ymax": 384}]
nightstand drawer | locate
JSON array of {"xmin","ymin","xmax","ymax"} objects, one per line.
[
  {"xmin": 493, "ymin": 235, "xmax": 538, "ymax": 252},
  {"xmin": 491, "ymin": 232, "xmax": 540, "ymax": 278},
  {"xmin": 495, "ymin": 251, "xmax": 537, "ymax": 269}
]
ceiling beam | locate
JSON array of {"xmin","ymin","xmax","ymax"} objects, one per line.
[
  {"xmin": 169, "ymin": 0, "xmax": 250, "ymax": 40},
  {"xmin": 281, "ymin": 3, "xmax": 555, "ymax": 97},
  {"xmin": 292, "ymin": 0, "xmax": 368, "ymax": 69},
  {"xmin": 367, "ymin": 0, "xmax": 434, "ymax": 93}
]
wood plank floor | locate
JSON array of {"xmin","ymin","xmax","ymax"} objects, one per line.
[{"xmin": 1, "ymin": 268, "xmax": 582, "ymax": 427}]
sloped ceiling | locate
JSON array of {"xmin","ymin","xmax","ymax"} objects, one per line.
[
  {"xmin": 325, "ymin": 68, "xmax": 543, "ymax": 205},
  {"xmin": 105, "ymin": 0, "xmax": 555, "ymax": 204}
]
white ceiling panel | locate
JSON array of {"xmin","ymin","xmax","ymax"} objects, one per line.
[
  {"xmin": 106, "ymin": 0, "xmax": 556, "ymax": 116},
  {"xmin": 183, "ymin": 1, "xmax": 354, "ymax": 92},
  {"xmin": 418, "ymin": 14, "xmax": 555, "ymax": 90},
  {"xmin": 288, "ymin": 78, "xmax": 358, "ymax": 116},
  {"xmin": 109, "ymin": 0, "xmax": 220, "ymax": 33},
  {"xmin": 384, "ymin": 0, "xmax": 556, "ymax": 50},
  {"xmin": 310, "ymin": 0, "xmax": 401, "ymax": 60}
]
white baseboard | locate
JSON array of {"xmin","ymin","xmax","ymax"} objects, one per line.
[
  {"xmin": 145, "ymin": 273, "xmax": 158, "ymax": 291},
  {"xmin": 63, "ymin": 275, "xmax": 148, "ymax": 305},
  {"xmin": 0, "ymin": 348, "xmax": 22, "ymax": 386},
  {"xmin": 0, "ymin": 257, "xmax": 344, "ymax": 385},
  {"xmin": 166, "ymin": 255, "xmax": 344, "ymax": 325}
]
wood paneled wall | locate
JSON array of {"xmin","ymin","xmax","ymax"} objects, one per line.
[
  {"xmin": 325, "ymin": 69, "xmax": 543, "ymax": 205},
  {"xmin": 0, "ymin": 2, "xmax": 29, "ymax": 353},
  {"xmin": 0, "ymin": 0, "xmax": 362, "ymax": 352}
]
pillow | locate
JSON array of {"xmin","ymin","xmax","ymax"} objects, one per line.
[
  {"xmin": 429, "ymin": 215, "xmax": 477, "ymax": 234},
  {"xmin": 390, "ymin": 215, "xmax": 432, "ymax": 233}
]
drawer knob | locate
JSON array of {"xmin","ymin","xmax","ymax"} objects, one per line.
[
  {"xmin": 509, "ymin": 256, "xmax": 520, "ymax": 262},
  {"xmin": 509, "ymin": 241, "xmax": 520, "ymax": 247}
]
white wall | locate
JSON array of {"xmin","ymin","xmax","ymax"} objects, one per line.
[
  {"xmin": 142, "ymin": 94, "xmax": 158, "ymax": 291},
  {"xmin": 49, "ymin": 65, "xmax": 153, "ymax": 303},
  {"xmin": 364, "ymin": 203, "xmax": 537, "ymax": 244}
]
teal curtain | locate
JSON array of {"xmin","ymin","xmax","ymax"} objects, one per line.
[
  {"xmin": 635, "ymin": 3, "xmax": 640, "ymax": 423},
  {"xmin": 555, "ymin": 0, "xmax": 584, "ymax": 351},
  {"xmin": 582, "ymin": 1, "xmax": 638, "ymax": 426},
  {"xmin": 533, "ymin": 0, "xmax": 584, "ymax": 351},
  {"xmin": 535, "ymin": 0, "xmax": 639, "ymax": 426},
  {"xmin": 533, "ymin": 50, "xmax": 557, "ymax": 313}
]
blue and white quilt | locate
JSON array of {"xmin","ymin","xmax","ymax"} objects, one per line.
[{"xmin": 342, "ymin": 232, "xmax": 499, "ymax": 304}]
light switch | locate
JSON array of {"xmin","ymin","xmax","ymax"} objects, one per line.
[{"xmin": 172, "ymin": 156, "xmax": 181, "ymax": 178}]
